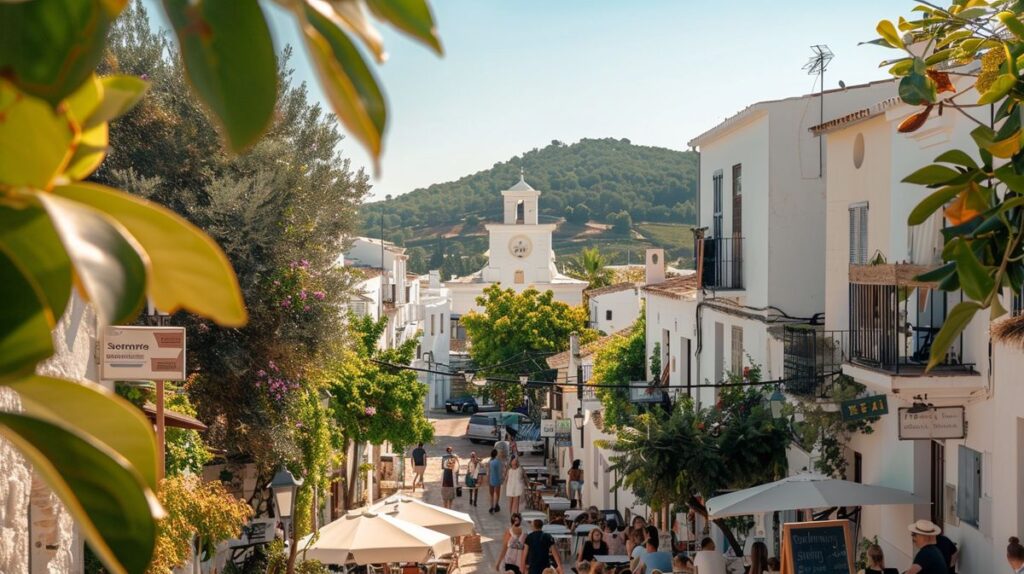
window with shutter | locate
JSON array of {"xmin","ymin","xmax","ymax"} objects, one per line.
[
  {"xmin": 731, "ymin": 325, "xmax": 743, "ymax": 374},
  {"xmin": 957, "ymin": 445, "xmax": 982, "ymax": 527},
  {"xmin": 714, "ymin": 322, "xmax": 725, "ymax": 384},
  {"xmin": 849, "ymin": 203, "xmax": 869, "ymax": 264},
  {"xmin": 713, "ymin": 171, "xmax": 724, "ymax": 239}
]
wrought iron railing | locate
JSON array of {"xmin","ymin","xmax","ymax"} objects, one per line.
[
  {"xmin": 702, "ymin": 237, "xmax": 743, "ymax": 290},
  {"xmin": 783, "ymin": 327, "xmax": 848, "ymax": 397}
]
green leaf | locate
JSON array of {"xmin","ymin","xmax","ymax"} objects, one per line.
[
  {"xmin": 876, "ymin": 19, "xmax": 904, "ymax": 48},
  {"xmin": 994, "ymin": 164, "xmax": 1024, "ymax": 194},
  {"xmin": 0, "ymin": 80, "xmax": 74, "ymax": 189},
  {"xmin": 65, "ymin": 121, "xmax": 108, "ymax": 181},
  {"xmin": 978, "ymin": 73, "xmax": 1017, "ymax": 104},
  {"xmin": 925, "ymin": 48, "xmax": 954, "ymax": 66},
  {"xmin": 87, "ymin": 75, "xmax": 149, "ymax": 128},
  {"xmin": 954, "ymin": 240, "xmax": 995, "ymax": 301},
  {"xmin": 163, "ymin": 0, "xmax": 277, "ymax": 152},
  {"xmin": 928, "ymin": 301, "xmax": 980, "ymax": 371},
  {"xmin": 991, "ymin": 292, "xmax": 1008, "ymax": 320},
  {"xmin": 8, "ymin": 374, "xmax": 158, "ymax": 491},
  {"xmin": 1002, "ymin": 11, "xmax": 1024, "ymax": 41},
  {"xmin": 888, "ymin": 59, "xmax": 915, "ymax": 76},
  {"xmin": 366, "ymin": 0, "xmax": 443, "ymax": 54},
  {"xmin": 934, "ymin": 149, "xmax": 979, "ymax": 170},
  {"xmin": 0, "ymin": 249, "xmax": 54, "ymax": 380},
  {"xmin": 0, "ymin": 0, "xmax": 124, "ymax": 104},
  {"xmin": 914, "ymin": 262, "xmax": 956, "ymax": 283},
  {"xmin": 899, "ymin": 72, "xmax": 937, "ymax": 105},
  {"xmin": 300, "ymin": 3, "xmax": 387, "ymax": 164},
  {"xmin": 908, "ymin": 185, "xmax": 965, "ymax": 225},
  {"xmin": 54, "ymin": 182, "xmax": 248, "ymax": 327},
  {"xmin": 0, "ymin": 202, "xmax": 71, "ymax": 323},
  {"xmin": 65, "ymin": 75, "xmax": 103, "ymax": 126},
  {"xmin": 0, "ymin": 411, "xmax": 160, "ymax": 574},
  {"xmin": 902, "ymin": 164, "xmax": 961, "ymax": 185},
  {"xmin": 971, "ymin": 124, "xmax": 1021, "ymax": 158},
  {"xmin": 35, "ymin": 193, "xmax": 147, "ymax": 326}
]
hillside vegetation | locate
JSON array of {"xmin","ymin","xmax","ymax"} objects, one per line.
[{"xmin": 362, "ymin": 138, "xmax": 697, "ymax": 276}]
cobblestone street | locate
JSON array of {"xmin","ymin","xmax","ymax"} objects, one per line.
[{"xmin": 398, "ymin": 413, "xmax": 548, "ymax": 574}]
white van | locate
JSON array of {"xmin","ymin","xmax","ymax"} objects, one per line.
[{"xmin": 465, "ymin": 412, "xmax": 543, "ymax": 453}]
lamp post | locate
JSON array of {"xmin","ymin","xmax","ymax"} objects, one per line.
[
  {"xmin": 573, "ymin": 408, "xmax": 585, "ymax": 450},
  {"xmin": 268, "ymin": 465, "xmax": 303, "ymax": 574},
  {"xmin": 769, "ymin": 386, "xmax": 786, "ymax": 420}
]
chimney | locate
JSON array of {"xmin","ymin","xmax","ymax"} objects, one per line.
[
  {"xmin": 429, "ymin": 270, "xmax": 440, "ymax": 289},
  {"xmin": 645, "ymin": 249, "xmax": 665, "ymax": 285}
]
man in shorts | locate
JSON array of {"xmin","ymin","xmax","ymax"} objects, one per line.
[
  {"xmin": 441, "ymin": 451, "xmax": 458, "ymax": 509},
  {"xmin": 411, "ymin": 442, "xmax": 426, "ymax": 490}
]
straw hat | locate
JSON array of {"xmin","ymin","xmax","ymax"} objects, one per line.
[{"xmin": 908, "ymin": 519, "xmax": 941, "ymax": 536}]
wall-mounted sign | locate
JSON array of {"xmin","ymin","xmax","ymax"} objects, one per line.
[
  {"xmin": 898, "ymin": 406, "xmax": 966, "ymax": 440},
  {"xmin": 554, "ymin": 418, "xmax": 572, "ymax": 447},
  {"xmin": 541, "ymin": 418, "xmax": 556, "ymax": 437},
  {"xmin": 100, "ymin": 326, "xmax": 186, "ymax": 381},
  {"xmin": 840, "ymin": 395, "xmax": 888, "ymax": 422}
]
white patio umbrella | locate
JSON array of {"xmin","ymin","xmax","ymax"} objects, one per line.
[
  {"xmin": 371, "ymin": 495, "xmax": 476, "ymax": 536},
  {"xmin": 706, "ymin": 472, "xmax": 928, "ymax": 518},
  {"xmin": 298, "ymin": 509, "xmax": 452, "ymax": 565}
]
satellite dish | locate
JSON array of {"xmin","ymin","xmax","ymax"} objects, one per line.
[{"xmin": 839, "ymin": 80, "xmax": 847, "ymax": 89}]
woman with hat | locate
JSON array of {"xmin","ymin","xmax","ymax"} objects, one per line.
[{"xmin": 907, "ymin": 520, "xmax": 947, "ymax": 574}]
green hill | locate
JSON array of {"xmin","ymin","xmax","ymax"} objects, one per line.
[{"xmin": 362, "ymin": 138, "xmax": 697, "ymax": 276}]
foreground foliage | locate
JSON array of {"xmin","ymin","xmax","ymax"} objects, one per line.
[
  {"xmin": 0, "ymin": 0, "xmax": 441, "ymax": 571},
  {"xmin": 875, "ymin": 1, "xmax": 1024, "ymax": 365}
]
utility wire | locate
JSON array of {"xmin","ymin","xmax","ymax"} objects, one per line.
[{"xmin": 371, "ymin": 359, "xmax": 837, "ymax": 391}]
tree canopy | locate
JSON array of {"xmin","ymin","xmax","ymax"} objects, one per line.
[
  {"xmin": 592, "ymin": 310, "xmax": 648, "ymax": 427},
  {"xmin": 461, "ymin": 285, "xmax": 598, "ymax": 408}
]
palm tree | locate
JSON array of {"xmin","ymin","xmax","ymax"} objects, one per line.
[{"xmin": 568, "ymin": 247, "xmax": 614, "ymax": 291}]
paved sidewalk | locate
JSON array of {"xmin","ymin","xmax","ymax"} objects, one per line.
[{"xmin": 396, "ymin": 414, "xmax": 549, "ymax": 574}]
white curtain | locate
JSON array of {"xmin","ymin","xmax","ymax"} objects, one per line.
[{"xmin": 908, "ymin": 211, "xmax": 943, "ymax": 265}]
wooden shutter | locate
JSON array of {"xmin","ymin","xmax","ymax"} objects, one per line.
[
  {"xmin": 731, "ymin": 325, "xmax": 743, "ymax": 374},
  {"xmin": 957, "ymin": 445, "xmax": 982, "ymax": 526},
  {"xmin": 849, "ymin": 203, "xmax": 868, "ymax": 264}
]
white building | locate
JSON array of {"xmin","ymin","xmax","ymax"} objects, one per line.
[
  {"xmin": 813, "ymin": 77, "xmax": 1024, "ymax": 573},
  {"xmin": 342, "ymin": 237, "xmax": 423, "ymax": 350},
  {"xmin": 414, "ymin": 271, "xmax": 453, "ymax": 410},
  {"xmin": 446, "ymin": 176, "xmax": 587, "ymax": 315},
  {"xmin": 587, "ymin": 282, "xmax": 642, "ymax": 335},
  {"xmin": 670, "ymin": 79, "xmax": 899, "ymax": 411}
]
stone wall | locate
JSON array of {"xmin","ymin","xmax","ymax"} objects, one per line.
[{"xmin": 0, "ymin": 294, "xmax": 96, "ymax": 573}]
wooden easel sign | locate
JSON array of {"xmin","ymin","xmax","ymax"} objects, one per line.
[{"xmin": 779, "ymin": 519, "xmax": 854, "ymax": 574}]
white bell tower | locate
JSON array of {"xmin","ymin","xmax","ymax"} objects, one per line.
[{"xmin": 502, "ymin": 169, "xmax": 540, "ymax": 225}]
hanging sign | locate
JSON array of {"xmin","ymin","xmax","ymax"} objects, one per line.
[
  {"xmin": 554, "ymin": 418, "xmax": 572, "ymax": 447},
  {"xmin": 541, "ymin": 418, "xmax": 556, "ymax": 437},
  {"xmin": 840, "ymin": 395, "xmax": 888, "ymax": 421},
  {"xmin": 898, "ymin": 406, "xmax": 966, "ymax": 440},
  {"xmin": 100, "ymin": 326, "xmax": 186, "ymax": 381}
]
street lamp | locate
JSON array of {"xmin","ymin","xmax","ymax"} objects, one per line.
[
  {"xmin": 769, "ymin": 386, "xmax": 786, "ymax": 419},
  {"xmin": 268, "ymin": 465, "xmax": 303, "ymax": 521},
  {"xmin": 573, "ymin": 408, "xmax": 585, "ymax": 449}
]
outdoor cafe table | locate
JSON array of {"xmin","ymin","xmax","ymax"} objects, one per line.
[
  {"xmin": 594, "ymin": 555, "xmax": 630, "ymax": 566},
  {"xmin": 520, "ymin": 510, "xmax": 547, "ymax": 523},
  {"xmin": 563, "ymin": 509, "xmax": 584, "ymax": 522},
  {"xmin": 542, "ymin": 496, "xmax": 571, "ymax": 513}
]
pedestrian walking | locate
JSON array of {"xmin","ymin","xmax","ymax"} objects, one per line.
[
  {"xmin": 488, "ymin": 448, "xmax": 504, "ymax": 514},
  {"xmin": 411, "ymin": 442, "xmax": 427, "ymax": 491},
  {"xmin": 466, "ymin": 452, "xmax": 482, "ymax": 506},
  {"xmin": 568, "ymin": 459, "xmax": 584, "ymax": 509},
  {"xmin": 441, "ymin": 450, "xmax": 459, "ymax": 509},
  {"xmin": 496, "ymin": 513, "xmax": 527, "ymax": 574},
  {"xmin": 1007, "ymin": 536, "xmax": 1024, "ymax": 574},
  {"xmin": 505, "ymin": 456, "xmax": 526, "ymax": 514},
  {"xmin": 522, "ymin": 519, "xmax": 564, "ymax": 574},
  {"xmin": 907, "ymin": 520, "xmax": 948, "ymax": 574}
]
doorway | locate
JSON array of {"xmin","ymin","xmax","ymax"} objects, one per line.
[{"xmin": 930, "ymin": 440, "xmax": 945, "ymax": 526}]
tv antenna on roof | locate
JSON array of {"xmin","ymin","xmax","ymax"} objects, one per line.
[{"xmin": 804, "ymin": 44, "xmax": 833, "ymax": 178}]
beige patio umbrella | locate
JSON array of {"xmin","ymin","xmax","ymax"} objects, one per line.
[
  {"xmin": 298, "ymin": 509, "xmax": 452, "ymax": 565},
  {"xmin": 372, "ymin": 495, "xmax": 476, "ymax": 536}
]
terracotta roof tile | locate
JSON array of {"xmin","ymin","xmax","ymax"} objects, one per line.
[
  {"xmin": 585, "ymin": 282, "xmax": 639, "ymax": 297},
  {"xmin": 642, "ymin": 275, "xmax": 699, "ymax": 299}
]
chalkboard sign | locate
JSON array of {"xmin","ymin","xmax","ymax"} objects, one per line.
[{"xmin": 780, "ymin": 520, "xmax": 853, "ymax": 574}]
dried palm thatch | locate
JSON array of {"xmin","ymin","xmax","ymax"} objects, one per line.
[{"xmin": 992, "ymin": 315, "xmax": 1024, "ymax": 348}]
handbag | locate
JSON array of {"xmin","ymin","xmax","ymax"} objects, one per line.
[
  {"xmin": 465, "ymin": 476, "xmax": 477, "ymax": 487},
  {"xmin": 456, "ymin": 486, "xmax": 463, "ymax": 497}
]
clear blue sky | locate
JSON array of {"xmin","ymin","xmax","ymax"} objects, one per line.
[{"xmin": 143, "ymin": 0, "xmax": 904, "ymax": 201}]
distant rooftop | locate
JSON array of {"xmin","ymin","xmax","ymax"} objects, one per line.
[
  {"xmin": 585, "ymin": 282, "xmax": 639, "ymax": 298},
  {"xmin": 643, "ymin": 275, "xmax": 699, "ymax": 299}
]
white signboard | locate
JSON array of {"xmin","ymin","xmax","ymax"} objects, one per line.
[
  {"xmin": 898, "ymin": 406, "xmax": 966, "ymax": 440},
  {"xmin": 100, "ymin": 326, "xmax": 186, "ymax": 381},
  {"xmin": 541, "ymin": 418, "xmax": 556, "ymax": 438}
]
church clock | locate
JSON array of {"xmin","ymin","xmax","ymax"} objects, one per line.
[{"xmin": 509, "ymin": 235, "xmax": 533, "ymax": 258}]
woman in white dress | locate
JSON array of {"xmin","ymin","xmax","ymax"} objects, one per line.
[{"xmin": 504, "ymin": 455, "xmax": 526, "ymax": 514}]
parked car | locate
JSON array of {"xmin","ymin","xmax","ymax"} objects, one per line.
[
  {"xmin": 444, "ymin": 395, "xmax": 497, "ymax": 414},
  {"xmin": 465, "ymin": 412, "xmax": 544, "ymax": 454}
]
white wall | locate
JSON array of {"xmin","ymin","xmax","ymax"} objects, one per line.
[
  {"xmin": 1, "ymin": 294, "xmax": 95, "ymax": 574},
  {"xmin": 590, "ymin": 288, "xmax": 640, "ymax": 334}
]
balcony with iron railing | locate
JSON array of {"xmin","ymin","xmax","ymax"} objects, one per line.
[
  {"xmin": 782, "ymin": 325, "xmax": 846, "ymax": 398},
  {"xmin": 701, "ymin": 237, "xmax": 743, "ymax": 290}
]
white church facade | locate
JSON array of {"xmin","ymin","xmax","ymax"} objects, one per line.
[{"xmin": 445, "ymin": 175, "xmax": 587, "ymax": 315}]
